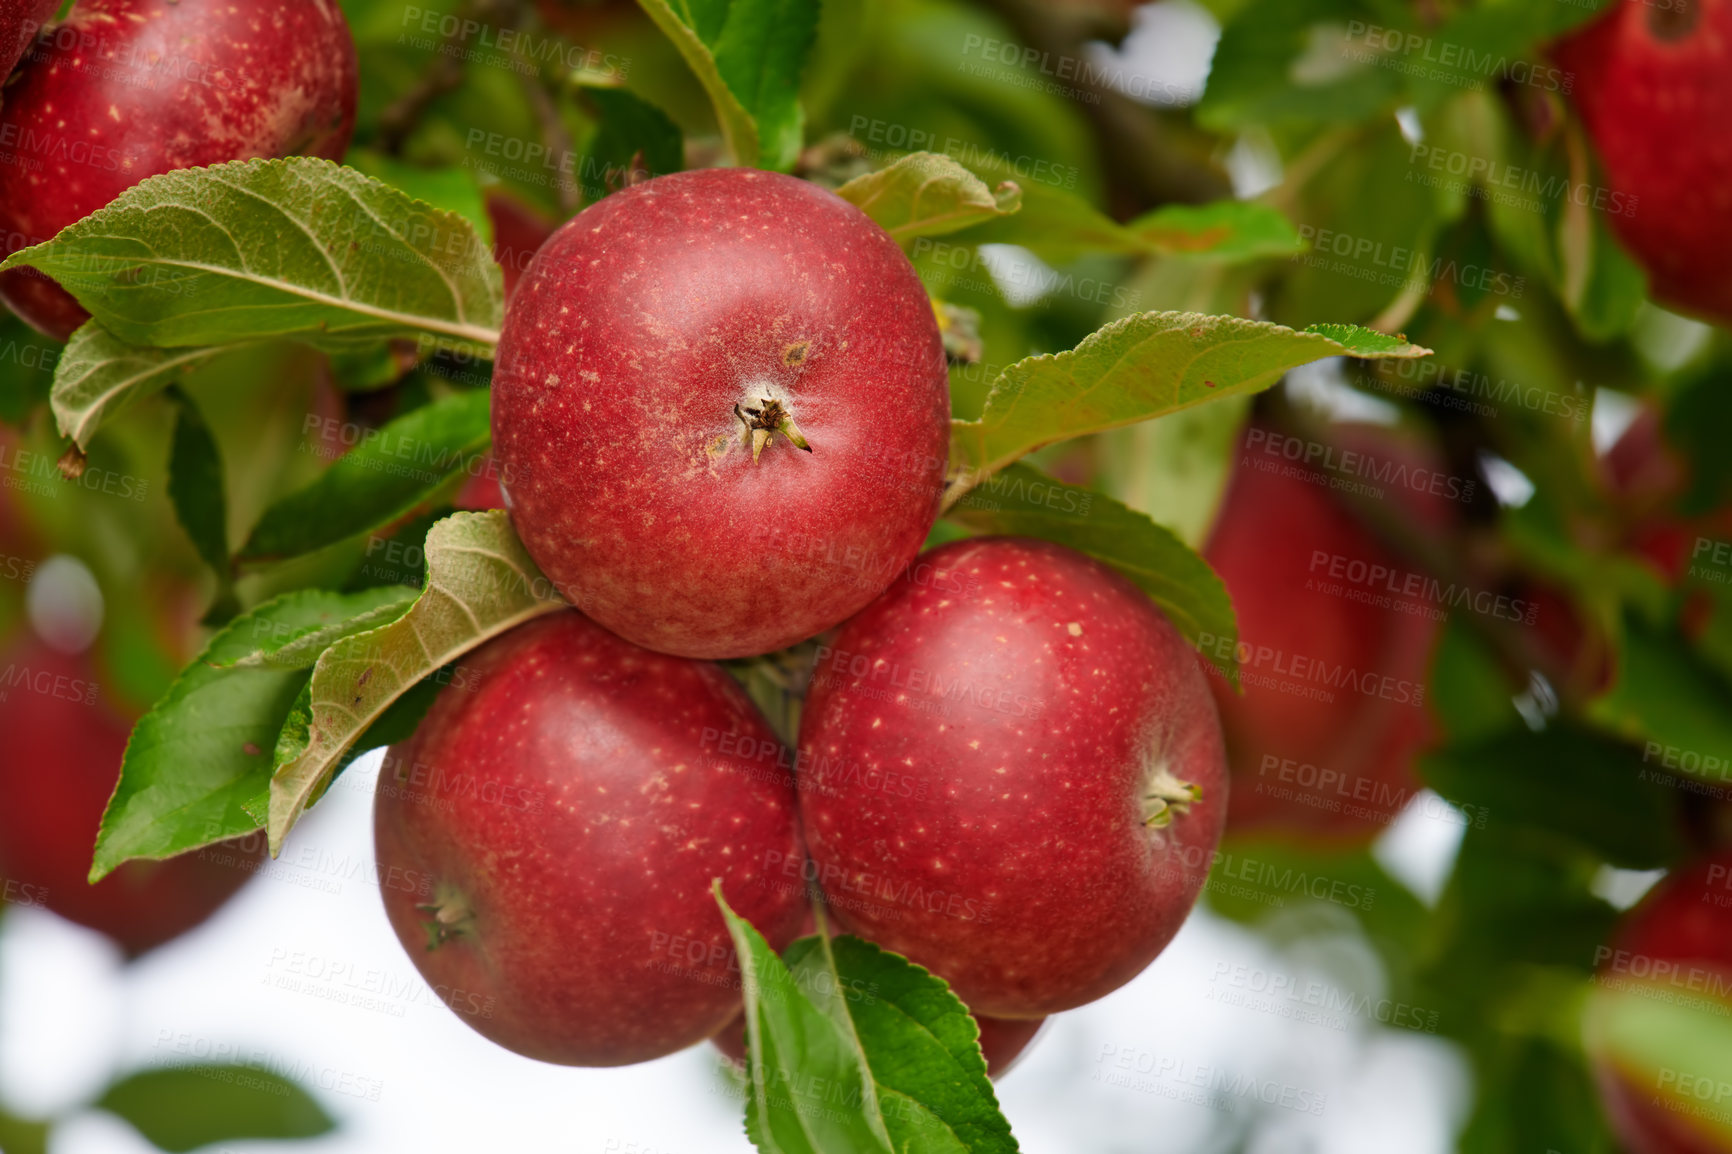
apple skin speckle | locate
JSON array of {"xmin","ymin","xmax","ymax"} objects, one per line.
[
  {"xmin": 372, "ymin": 611, "xmax": 807, "ymax": 1067},
  {"xmin": 0, "ymin": 0, "xmax": 358, "ymax": 339},
  {"xmin": 797, "ymin": 537, "xmax": 1228, "ymax": 1019},
  {"xmin": 1554, "ymin": 0, "xmax": 1732, "ymax": 324},
  {"xmin": 491, "ymin": 167, "xmax": 950, "ymax": 661}
]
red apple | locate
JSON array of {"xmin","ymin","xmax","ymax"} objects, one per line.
[
  {"xmin": 796, "ymin": 537, "xmax": 1228, "ymax": 1018},
  {"xmin": 485, "ymin": 189, "xmax": 558, "ymax": 302},
  {"xmin": 491, "ymin": 167, "xmax": 949, "ymax": 660},
  {"xmin": 1591, "ymin": 852, "xmax": 1732, "ymax": 1154},
  {"xmin": 0, "ymin": 0, "xmax": 56, "ymax": 81},
  {"xmin": 1554, "ymin": 0, "xmax": 1732, "ymax": 325},
  {"xmin": 0, "ymin": 0, "xmax": 359, "ymax": 339},
  {"xmin": 372, "ymin": 610, "xmax": 807, "ymax": 1066},
  {"xmin": 0, "ymin": 635, "xmax": 256, "ymax": 957},
  {"xmin": 1201, "ymin": 423, "xmax": 1449, "ymax": 843}
]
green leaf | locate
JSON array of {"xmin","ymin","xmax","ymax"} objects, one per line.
[
  {"xmin": 711, "ymin": 0, "xmax": 822, "ymax": 171},
  {"xmin": 266, "ymin": 511, "xmax": 566, "ymax": 853},
  {"xmin": 945, "ymin": 462, "xmax": 1239, "ymax": 684},
  {"xmin": 584, "ymin": 87, "xmax": 686, "ymax": 192},
  {"xmin": 1129, "ymin": 201, "xmax": 1307, "ymax": 262},
  {"xmin": 96, "ymin": 1064, "xmax": 336, "ymax": 1153},
  {"xmin": 1196, "ymin": 0, "xmax": 1401, "ymax": 130},
  {"xmin": 90, "ymin": 586, "xmax": 415, "ymax": 880},
  {"xmin": 1420, "ymin": 726, "xmax": 1683, "ymax": 871},
  {"xmin": 166, "ymin": 388, "xmax": 231, "ymax": 593},
  {"xmin": 785, "ymin": 934, "xmax": 1020, "ymax": 1154},
  {"xmin": 634, "ymin": 0, "xmax": 821, "ymax": 170},
  {"xmin": 947, "ymin": 311, "xmax": 1432, "ymax": 493},
  {"xmin": 1588, "ymin": 977, "xmax": 1732, "ymax": 1148},
  {"xmin": 216, "ymin": 592, "xmax": 418, "ymax": 671},
  {"xmin": 0, "ymin": 158, "xmax": 503, "ymax": 353},
  {"xmin": 720, "ymin": 889, "xmax": 1018, "ymax": 1153},
  {"xmin": 717, "ymin": 888, "xmax": 896, "ymax": 1154},
  {"xmin": 50, "ymin": 323, "xmax": 223, "ymax": 451},
  {"xmin": 835, "ymin": 153, "xmax": 1021, "ymax": 246},
  {"xmin": 238, "ymin": 388, "xmax": 493, "ymax": 562}
]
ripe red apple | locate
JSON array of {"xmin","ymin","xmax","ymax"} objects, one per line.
[
  {"xmin": 1554, "ymin": 0, "xmax": 1732, "ymax": 324},
  {"xmin": 372, "ymin": 610, "xmax": 807, "ymax": 1066},
  {"xmin": 710, "ymin": 1002, "xmax": 1045, "ymax": 1078},
  {"xmin": 1590, "ymin": 852, "xmax": 1732, "ymax": 1154},
  {"xmin": 796, "ymin": 537, "xmax": 1228, "ymax": 1018},
  {"xmin": 0, "ymin": 635, "xmax": 256, "ymax": 957},
  {"xmin": 0, "ymin": 0, "xmax": 56, "ymax": 80},
  {"xmin": 0, "ymin": 0, "xmax": 359, "ymax": 339},
  {"xmin": 1200, "ymin": 423, "xmax": 1449, "ymax": 843},
  {"xmin": 491, "ymin": 167, "xmax": 949, "ymax": 660}
]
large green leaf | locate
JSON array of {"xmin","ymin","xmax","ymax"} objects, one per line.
[
  {"xmin": 835, "ymin": 152, "xmax": 1021, "ymax": 246},
  {"xmin": 50, "ymin": 323, "xmax": 223, "ymax": 450},
  {"xmin": 0, "ymin": 158, "xmax": 503, "ymax": 353},
  {"xmin": 239, "ymin": 388, "xmax": 493, "ymax": 562},
  {"xmin": 633, "ymin": 0, "xmax": 821, "ymax": 170},
  {"xmin": 947, "ymin": 312, "xmax": 1432, "ymax": 496},
  {"xmin": 266, "ymin": 511, "xmax": 566, "ymax": 852},
  {"xmin": 945, "ymin": 462, "xmax": 1239, "ymax": 683},
  {"xmin": 91, "ymin": 586, "xmax": 416, "ymax": 880},
  {"xmin": 96, "ymin": 1064, "xmax": 336, "ymax": 1153},
  {"xmin": 785, "ymin": 935, "xmax": 1020, "ymax": 1154},
  {"xmin": 716, "ymin": 887, "xmax": 1018, "ymax": 1153}
]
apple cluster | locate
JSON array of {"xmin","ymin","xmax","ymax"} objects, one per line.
[{"xmin": 369, "ymin": 167, "xmax": 1232, "ymax": 1070}]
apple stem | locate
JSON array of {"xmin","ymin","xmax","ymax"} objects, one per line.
[
  {"xmin": 415, "ymin": 885, "xmax": 476, "ymax": 950},
  {"xmin": 734, "ymin": 398, "xmax": 813, "ymax": 462},
  {"xmin": 1142, "ymin": 766, "xmax": 1202, "ymax": 829}
]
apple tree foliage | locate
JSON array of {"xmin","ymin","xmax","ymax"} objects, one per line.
[{"xmin": 0, "ymin": 0, "xmax": 1727, "ymax": 1148}]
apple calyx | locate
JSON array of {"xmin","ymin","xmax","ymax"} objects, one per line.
[
  {"xmin": 1141, "ymin": 764, "xmax": 1203, "ymax": 829},
  {"xmin": 416, "ymin": 885, "xmax": 477, "ymax": 950},
  {"xmin": 734, "ymin": 397, "xmax": 812, "ymax": 462}
]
